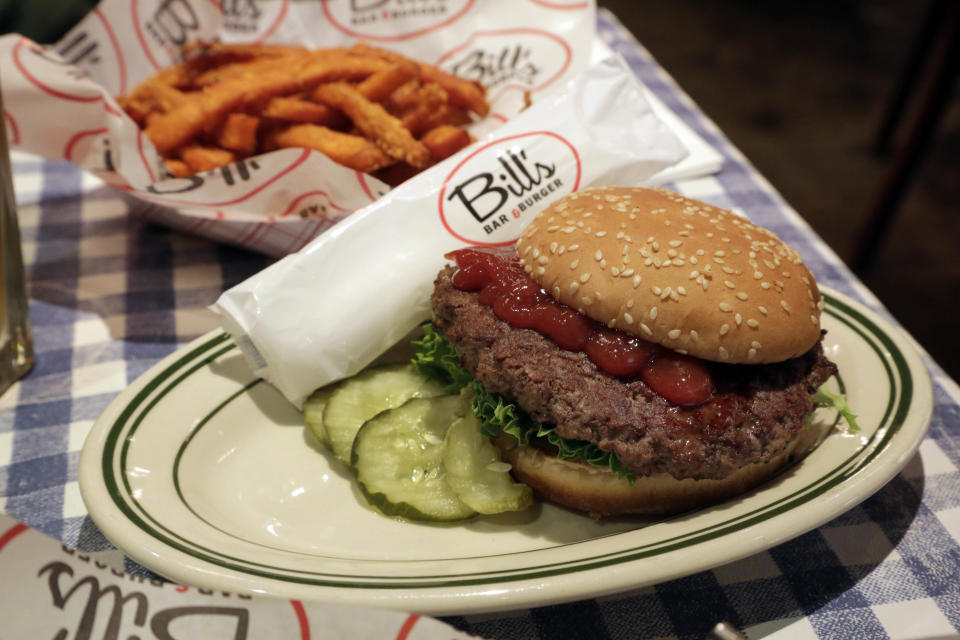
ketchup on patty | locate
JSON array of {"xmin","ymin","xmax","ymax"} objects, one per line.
[{"xmin": 447, "ymin": 247, "xmax": 713, "ymax": 406}]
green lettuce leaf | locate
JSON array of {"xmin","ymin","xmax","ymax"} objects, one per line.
[
  {"xmin": 412, "ymin": 324, "xmax": 634, "ymax": 481},
  {"xmin": 813, "ymin": 385, "xmax": 861, "ymax": 432}
]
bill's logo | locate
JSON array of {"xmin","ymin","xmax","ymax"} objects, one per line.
[
  {"xmin": 220, "ymin": 0, "xmax": 289, "ymax": 40},
  {"xmin": 436, "ymin": 29, "xmax": 571, "ymax": 96},
  {"xmin": 133, "ymin": 0, "xmax": 220, "ymax": 70},
  {"xmin": 439, "ymin": 132, "xmax": 580, "ymax": 246},
  {"xmin": 322, "ymin": 0, "xmax": 474, "ymax": 41}
]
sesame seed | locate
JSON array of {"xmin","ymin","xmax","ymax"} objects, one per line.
[
  {"xmin": 735, "ymin": 313, "xmax": 743, "ymax": 326},
  {"xmin": 780, "ymin": 300, "xmax": 791, "ymax": 313},
  {"xmin": 690, "ymin": 256, "xmax": 699, "ymax": 265},
  {"xmin": 677, "ymin": 286, "xmax": 688, "ymax": 295},
  {"xmin": 537, "ymin": 266, "xmax": 545, "ymax": 275},
  {"xmin": 580, "ymin": 273, "xmax": 591, "ymax": 283},
  {"xmin": 652, "ymin": 286, "xmax": 662, "ymax": 295},
  {"xmin": 611, "ymin": 266, "xmax": 620, "ymax": 276},
  {"xmin": 719, "ymin": 302, "xmax": 732, "ymax": 312},
  {"xmin": 751, "ymin": 341, "xmax": 762, "ymax": 349},
  {"xmin": 669, "ymin": 240, "xmax": 683, "ymax": 247},
  {"xmin": 569, "ymin": 244, "xmax": 579, "ymax": 251},
  {"xmin": 523, "ymin": 264, "xmax": 533, "ymax": 274},
  {"xmin": 595, "ymin": 231, "xmax": 607, "ymax": 238},
  {"xmin": 668, "ymin": 329, "xmax": 681, "ymax": 339},
  {"xmin": 594, "ymin": 250, "xmax": 603, "ymax": 261},
  {"xmin": 761, "ymin": 282, "xmax": 771, "ymax": 290},
  {"xmin": 569, "ymin": 281, "xmax": 579, "ymax": 294},
  {"xmin": 758, "ymin": 305, "xmax": 768, "ymax": 315},
  {"xmin": 622, "ymin": 268, "xmax": 635, "ymax": 277},
  {"xmin": 810, "ymin": 314, "xmax": 818, "ymax": 325},
  {"xmin": 690, "ymin": 330, "xmax": 699, "ymax": 341},
  {"xmin": 649, "ymin": 306, "xmax": 658, "ymax": 320},
  {"xmin": 640, "ymin": 323, "xmax": 653, "ymax": 336},
  {"xmin": 624, "ymin": 312, "xmax": 634, "ymax": 324},
  {"xmin": 724, "ymin": 280, "xmax": 736, "ymax": 289},
  {"xmin": 747, "ymin": 318, "xmax": 759, "ymax": 328},
  {"xmin": 627, "ymin": 299, "xmax": 635, "ymax": 308},
  {"xmin": 748, "ymin": 348, "xmax": 757, "ymax": 360},
  {"xmin": 736, "ymin": 292, "xmax": 749, "ymax": 301},
  {"xmin": 532, "ymin": 248, "xmax": 540, "ymax": 258},
  {"xmin": 537, "ymin": 255, "xmax": 548, "ymax": 265},
  {"xmin": 718, "ymin": 346, "xmax": 730, "ymax": 360},
  {"xmin": 570, "ymin": 259, "xmax": 579, "ymax": 270},
  {"xmin": 582, "ymin": 296, "xmax": 593, "ymax": 305},
  {"xmin": 720, "ymin": 323, "xmax": 730, "ymax": 336},
  {"xmin": 633, "ymin": 275, "xmax": 643, "ymax": 288}
]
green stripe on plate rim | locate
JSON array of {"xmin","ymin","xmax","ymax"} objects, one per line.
[{"xmin": 100, "ymin": 293, "xmax": 913, "ymax": 589}]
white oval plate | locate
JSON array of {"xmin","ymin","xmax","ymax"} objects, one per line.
[{"xmin": 79, "ymin": 287, "xmax": 932, "ymax": 615}]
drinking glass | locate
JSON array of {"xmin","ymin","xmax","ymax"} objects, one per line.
[{"xmin": 0, "ymin": 77, "xmax": 33, "ymax": 397}]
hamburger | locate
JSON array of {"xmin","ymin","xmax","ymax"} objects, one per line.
[{"xmin": 420, "ymin": 186, "xmax": 839, "ymax": 517}]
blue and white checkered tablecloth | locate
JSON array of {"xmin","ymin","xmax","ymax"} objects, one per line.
[{"xmin": 2, "ymin": 9, "xmax": 959, "ymax": 640}]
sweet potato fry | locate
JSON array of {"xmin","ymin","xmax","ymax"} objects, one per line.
[
  {"xmin": 268, "ymin": 124, "xmax": 395, "ymax": 173},
  {"xmin": 417, "ymin": 64, "xmax": 489, "ymax": 117},
  {"xmin": 218, "ymin": 113, "xmax": 260, "ymax": 155},
  {"xmin": 384, "ymin": 79, "xmax": 422, "ymax": 113},
  {"xmin": 119, "ymin": 42, "xmax": 490, "ymax": 179},
  {"xmin": 180, "ymin": 146, "xmax": 235, "ymax": 173},
  {"xmin": 164, "ymin": 159, "xmax": 192, "ymax": 178},
  {"xmin": 261, "ymin": 96, "xmax": 343, "ymax": 126},
  {"xmin": 357, "ymin": 61, "xmax": 419, "ymax": 102},
  {"xmin": 421, "ymin": 125, "xmax": 471, "ymax": 161},
  {"xmin": 350, "ymin": 43, "xmax": 488, "ymax": 117},
  {"xmin": 313, "ymin": 82, "xmax": 430, "ymax": 168},
  {"xmin": 399, "ymin": 83, "xmax": 449, "ymax": 137}
]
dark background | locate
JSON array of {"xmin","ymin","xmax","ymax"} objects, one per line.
[
  {"xmin": 600, "ymin": 0, "xmax": 959, "ymax": 379},
  {"xmin": 4, "ymin": 0, "xmax": 958, "ymax": 378}
]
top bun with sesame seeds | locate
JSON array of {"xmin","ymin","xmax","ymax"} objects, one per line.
[{"xmin": 516, "ymin": 186, "xmax": 824, "ymax": 364}]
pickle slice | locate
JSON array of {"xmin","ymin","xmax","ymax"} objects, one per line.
[
  {"xmin": 322, "ymin": 364, "xmax": 446, "ymax": 465},
  {"xmin": 352, "ymin": 395, "xmax": 476, "ymax": 522},
  {"xmin": 303, "ymin": 386, "xmax": 336, "ymax": 447},
  {"xmin": 443, "ymin": 410, "xmax": 533, "ymax": 514}
]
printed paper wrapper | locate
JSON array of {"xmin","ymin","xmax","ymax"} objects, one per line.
[
  {"xmin": 0, "ymin": 513, "xmax": 483, "ymax": 639},
  {"xmin": 0, "ymin": 0, "xmax": 598, "ymax": 256},
  {"xmin": 214, "ymin": 55, "xmax": 689, "ymax": 407}
]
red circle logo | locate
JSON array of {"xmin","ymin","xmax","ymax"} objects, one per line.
[
  {"xmin": 438, "ymin": 131, "xmax": 581, "ymax": 246},
  {"xmin": 435, "ymin": 29, "xmax": 572, "ymax": 104},
  {"xmin": 321, "ymin": 0, "xmax": 475, "ymax": 41}
]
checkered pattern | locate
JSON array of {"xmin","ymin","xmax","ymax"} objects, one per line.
[{"xmin": 1, "ymin": 9, "xmax": 958, "ymax": 639}]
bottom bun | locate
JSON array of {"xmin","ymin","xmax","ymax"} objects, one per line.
[{"xmin": 493, "ymin": 422, "xmax": 825, "ymax": 518}]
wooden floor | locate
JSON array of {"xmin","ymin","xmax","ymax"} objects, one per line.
[{"xmin": 601, "ymin": 0, "xmax": 960, "ymax": 379}]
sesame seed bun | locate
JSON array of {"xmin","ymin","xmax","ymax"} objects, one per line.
[
  {"xmin": 494, "ymin": 417, "xmax": 823, "ymax": 517},
  {"xmin": 517, "ymin": 187, "xmax": 824, "ymax": 364}
]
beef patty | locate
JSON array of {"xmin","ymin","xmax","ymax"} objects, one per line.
[{"xmin": 431, "ymin": 265, "xmax": 838, "ymax": 480}]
